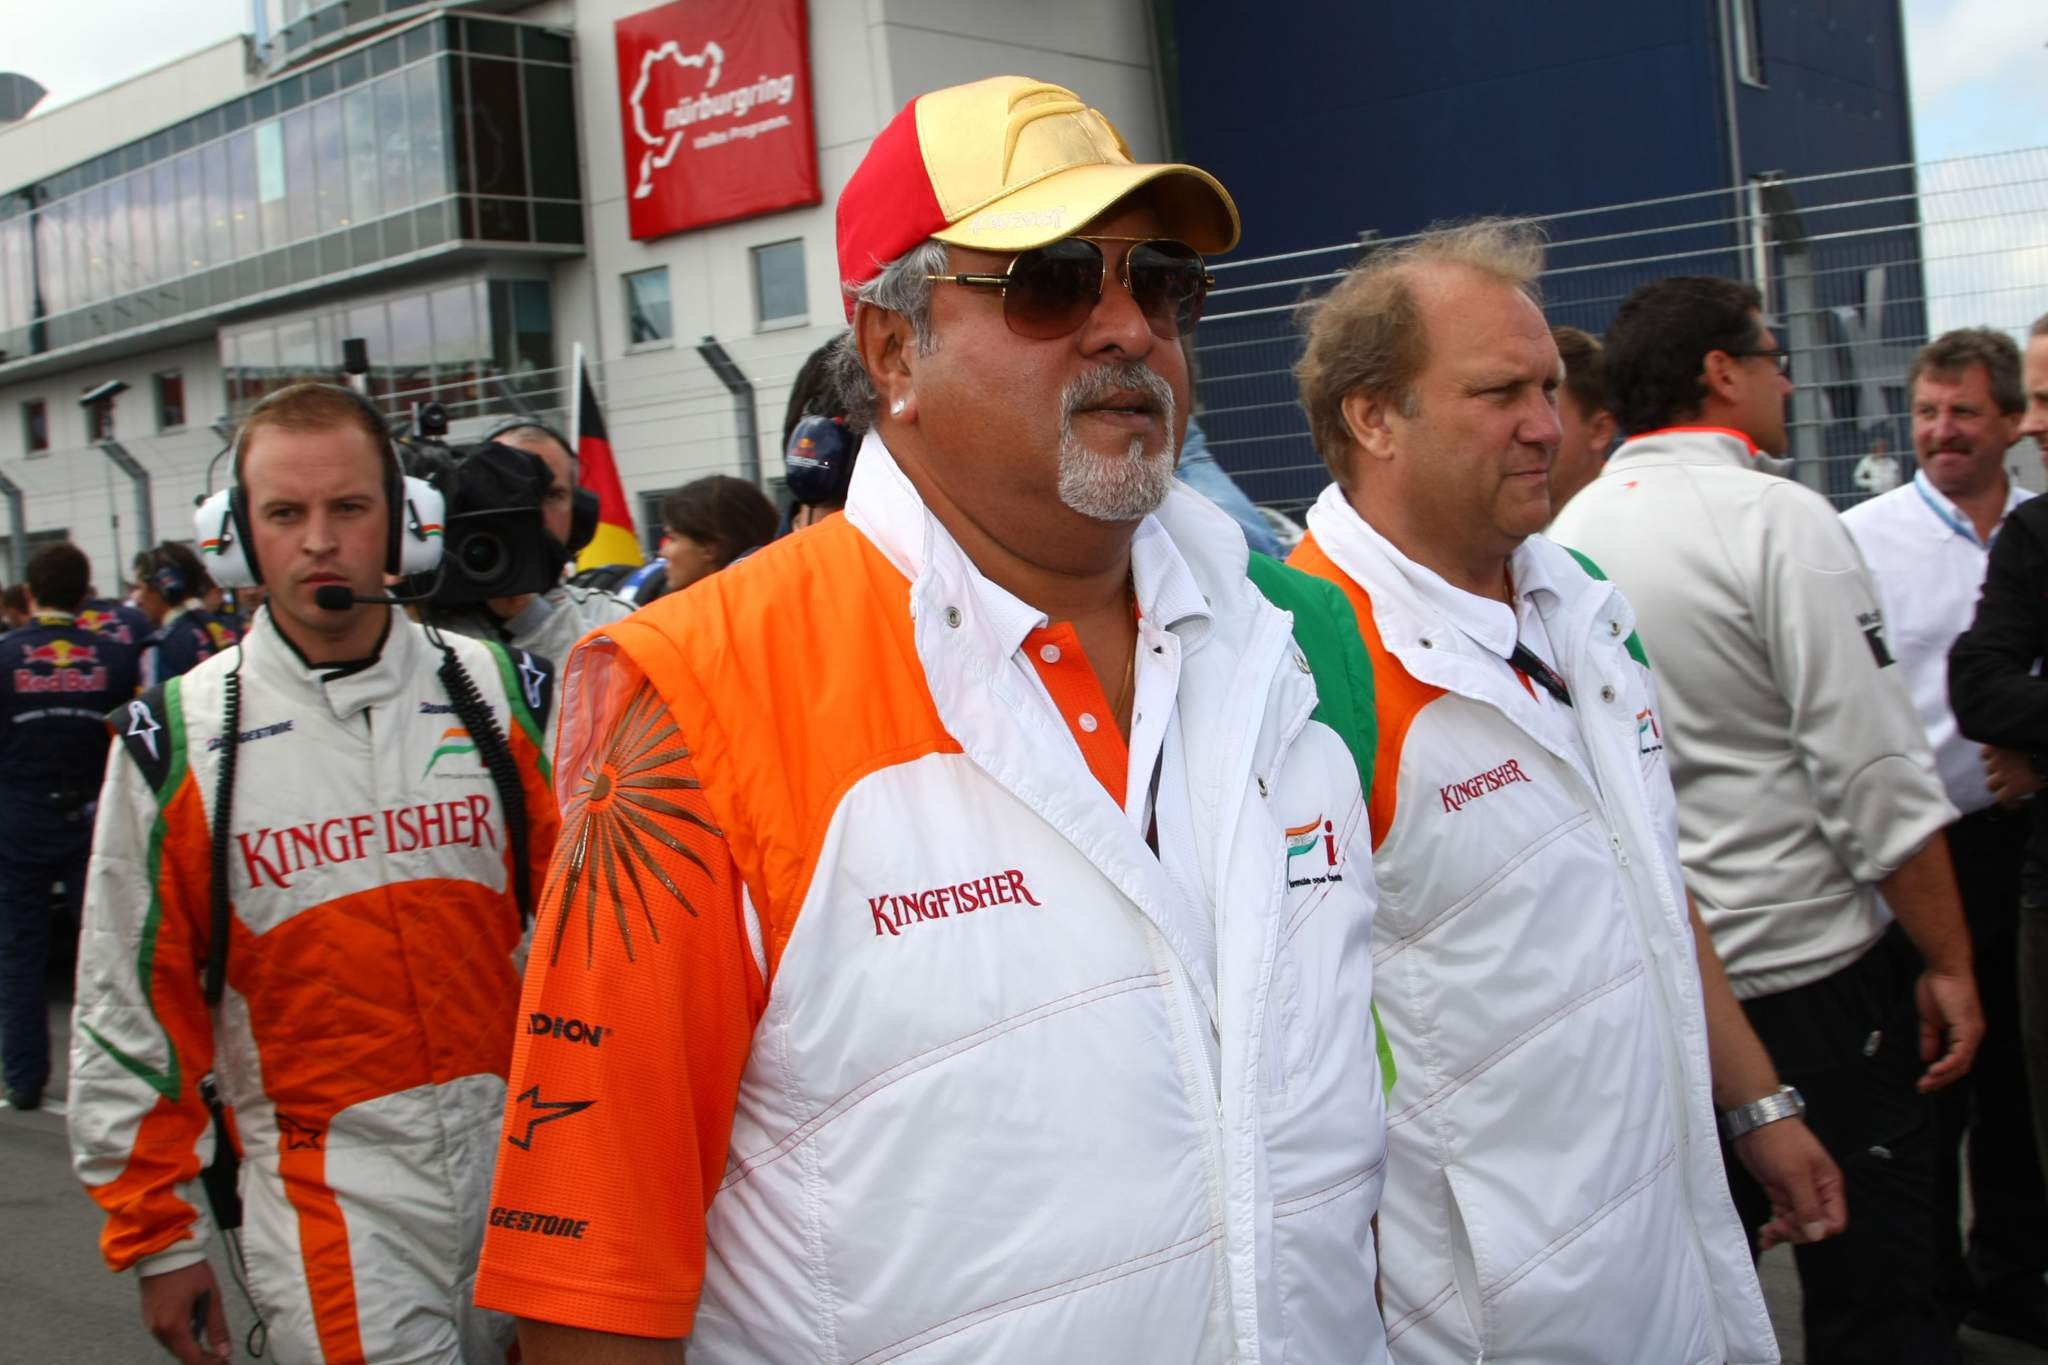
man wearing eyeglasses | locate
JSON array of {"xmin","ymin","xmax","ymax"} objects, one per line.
[
  {"xmin": 1553, "ymin": 275, "xmax": 1981, "ymax": 1364},
  {"xmin": 475, "ymin": 75, "xmax": 1391, "ymax": 1364}
]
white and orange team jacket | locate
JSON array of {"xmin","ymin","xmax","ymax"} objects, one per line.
[
  {"xmin": 1291, "ymin": 487, "xmax": 1778, "ymax": 1365},
  {"xmin": 69, "ymin": 608, "xmax": 558, "ymax": 1365},
  {"xmin": 475, "ymin": 438, "xmax": 1391, "ymax": 1362}
]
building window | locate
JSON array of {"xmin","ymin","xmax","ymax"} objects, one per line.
[
  {"xmin": 155, "ymin": 370, "xmax": 186, "ymax": 430},
  {"xmin": 752, "ymin": 240, "xmax": 807, "ymax": 328},
  {"xmin": 1733, "ymin": 0, "xmax": 1765, "ymax": 86},
  {"xmin": 21, "ymin": 399, "xmax": 48, "ymax": 456},
  {"xmin": 88, "ymin": 397, "xmax": 115, "ymax": 441},
  {"xmin": 624, "ymin": 267, "xmax": 673, "ymax": 347}
]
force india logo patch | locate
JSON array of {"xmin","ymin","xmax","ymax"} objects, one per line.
[{"xmin": 1285, "ymin": 817, "xmax": 1344, "ymax": 890}]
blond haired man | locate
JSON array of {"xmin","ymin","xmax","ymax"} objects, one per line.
[{"xmin": 1287, "ymin": 220, "xmax": 1837, "ymax": 1364}]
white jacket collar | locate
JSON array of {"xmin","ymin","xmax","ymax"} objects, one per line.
[
  {"xmin": 843, "ymin": 430, "xmax": 1217, "ymax": 657},
  {"xmin": 1305, "ymin": 484, "xmax": 1580, "ymax": 657},
  {"xmin": 240, "ymin": 603, "xmax": 420, "ymax": 722},
  {"xmin": 1305, "ymin": 481, "xmax": 1625, "ymax": 703},
  {"xmin": 1908, "ymin": 468, "xmax": 2028, "ymax": 547}
]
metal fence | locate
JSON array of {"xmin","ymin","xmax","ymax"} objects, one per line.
[{"xmin": 1190, "ymin": 144, "xmax": 2048, "ymax": 513}]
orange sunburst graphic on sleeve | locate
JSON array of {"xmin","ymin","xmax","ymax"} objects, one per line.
[{"xmin": 548, "ymin": 680, "xmax": 723, "ymax": 969}]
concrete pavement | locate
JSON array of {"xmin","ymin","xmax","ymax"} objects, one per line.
[{"xmin": 8, "ymin": 975, "xmax": 2048, "ymax": 1362}]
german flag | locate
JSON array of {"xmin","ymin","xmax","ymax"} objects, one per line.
[{"xmin": 572, "ymin": 343, "xmax": 642, "ymax": 571}]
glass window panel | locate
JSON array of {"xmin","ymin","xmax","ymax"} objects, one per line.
[
  {"xmin": 255, "ymin": 120, "xmax": 289, "ymax": 247},
  {"xmin": 284, "ymin": 109, "xmax": 316, "ymax": 242},
  {"xmin": 40, "ymin": 201, "xmax": 64, "ymax": 317},
  {"xmin": 201, "ymin": 140, "xmax": 231, "ymax": 269},
  {"xmin": 313, "ymin": 97, "xmax": 345, "ymax": 233},
  {"xmin": 346, "ymin": 301, "xmax": 390, "ymax": 399},
  {"xmin": 523, "ymin": 65, "xmax": 577, "ymax": 200},
  {"xmin": 105, "ymin": 178, "xmax": 134, "ymax": 294},
  {"xmin": 218, "ymin": 332, "xmax": 240, "ymax": 409},
  {"xmin": 375, "ymin": 71, "xmax": 414, "ymax": 216},
  {"xmin": 155, "ymin": 369, "xmax": 185, "ymax": 430},
  {"xmin": 63, "ymin": 197, "xmax": 86, "ymax": 315},
  {"xmin": 23, "ymin": 399, "xmax": 49, "ymax": 454},
  {"xmin": 129, "ymin": 170, "xmax": 157, "ymax": 286},
  {"xmin": 511, "ymin": 278, "xmax": 553, "ymax": 375},
  {"xmin": 152, "ymin": 161, "xmax": 179, "ymax": 283},
  {"xmin": 623, "ymin": 267, "xmax": 671, "ymax": 345},
  {"xmin": 176, "ymin": 151, "xmax": 207, "ymax": 274},
  {"xmin": 1, "ymin": 219, "xmax": 27, "ymax": 335},
  {"xmin": 228, "ymin": 130, "xmax": 260, "ymax": 257},
  {"xmin": 752, "ymin": 240, "xmax": 807, "ymax": 324},
  {"xmin": 239, "ymin": 325, "xmax": 279, "ymax": 404},
  {"xmin": 447, "ymin": 57, "xmax": 472, "ymax": 196},
  {"xmin": 463, "ymin": 58, "xmax": 526, "ymax": 198},
  {"xmin": 430, "ymin": 282, "xmax": 478, "ymax": 406},
  {"xmin": 409, "ymin": 62, "xmax": 449, "ymax": 204},
  {"xmin": 388, "ymin": 292, "xmax": 431, "ymax": 405},
  {"xmin": 278, "ymin": 317, "xmax": 317, "ymax": 385},
  {"xmin": 522, "ymin": 28, "xmax": 571, "ymax": 64},
  {"xmin": 83, "ymin": 186, "xmax": 109, "ymax": 307},
  {"xmin": 343, "ymin": 86, "xmax": 380, "ymax": 226}
]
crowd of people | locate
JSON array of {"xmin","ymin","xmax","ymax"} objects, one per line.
[{"xmin": 3, "ymin": 71, "xmax": 2047, "ymax": 1365}]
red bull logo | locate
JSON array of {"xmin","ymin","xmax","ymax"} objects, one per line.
[
  {"xmin": 76, "ymin": 609, "xmax": 135, "ymax": 644},
  {"xmin": 14, "ymin": 637, "xmax": 109, "ymax": 693}
]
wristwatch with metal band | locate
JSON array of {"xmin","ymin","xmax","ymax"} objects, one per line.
[{"xmin": 1720, "ymin": 1084, "xmax": 1806, "ymax": 1140}]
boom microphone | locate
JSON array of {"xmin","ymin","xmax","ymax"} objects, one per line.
[{"xmin": 313, "ymin": 579, "xmax": 440, "ymax": 611}]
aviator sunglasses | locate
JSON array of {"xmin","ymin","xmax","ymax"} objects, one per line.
[{"xmin": 925, "ymin": 235, "xmax": 1216, "ymax": 341}]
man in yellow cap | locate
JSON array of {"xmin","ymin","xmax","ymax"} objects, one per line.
[{"xmin": 474, "ymin": 76, "xmax": 1393, "ymax": 1363}]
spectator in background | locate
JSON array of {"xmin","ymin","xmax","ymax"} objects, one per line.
[
  {"xmin": 1174, "ymin": 417, "xmax": 1287, "ymax": 558},
  {"xmin": 1952, "ymin": 312, "xmax": 2048, "ymax": 1240},
  {"xmin": 1554, "ymin": 275, "xmax": 1981, "ymax": 1364},
  {"xmin": 0, "ymin": 584, "xmax": 29, "ymax": 632},
  {"xmin": 1548, "ymin": 324, "xmax": 1616, "ymax": 517},
  {"xmin": 131, "ymin": 541, "xmax": 238, "ymax": 684},
  {"xmin": 783, "ymin": 339, "xmax": 859, "ymax": 529},
  {"xmin": 1843, "ymin": 327, "xmax": 2048, "ymax": 1346},
  {"xmin": 75, "ymin": 590, "xmax": 150, "ymax": 650},
  {"xmin": 657, "ymin": 474, "xmax": 777, "ymax": 591},
  {"xmin": 0, "ymin": 542, "xmax": 139, "ymax": 1112},
  {"xmin": 1286, "ymin": 219, "xmax": 1797, "ymax": 1364}
]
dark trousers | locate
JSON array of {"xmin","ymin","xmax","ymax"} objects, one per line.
[
  {"xmin": 0, "ymin": 823, "xmax": 88, "ymax": 1096},
  {"xmin": 1724, "ymin": 927, "xmax": 1948, "ymax": 1365},
  {"xmin": 2021, "ymin": 896, "xmax": 2048, "ymax": 1224},
  {"xmin": 1935, "ymin": 807, "xmax": 2048, "ymax": 1321}
]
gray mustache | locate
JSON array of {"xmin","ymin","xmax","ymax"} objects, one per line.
[{"xmin": 1060, "ymin": 363, "xmax": 1176, "ymax": 428}]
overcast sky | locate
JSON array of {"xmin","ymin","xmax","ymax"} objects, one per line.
[{"xmin": 5, "ymin": 0, "xmax": 2043, "ymax": 161}]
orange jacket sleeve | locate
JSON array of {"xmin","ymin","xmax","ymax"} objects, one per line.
[{"xmin": 474, "ymin": 637, "xmax": 760, "ymax": 1339}]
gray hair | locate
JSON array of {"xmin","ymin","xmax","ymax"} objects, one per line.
[
  {"xmin": 832, "ymin": 239, "xmax": 952, "ymax": 432},
  {"xmin": 2032, "ymin": 313, "xmax": 2048, "ymax": 340}
]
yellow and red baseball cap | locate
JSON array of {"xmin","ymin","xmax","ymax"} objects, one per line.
[{"xmin": 836, "ymin": 76, "xmax": 1241, "ymax": 319}]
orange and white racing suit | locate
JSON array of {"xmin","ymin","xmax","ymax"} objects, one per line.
[{"xmin": 68, "ymin": 608, "xmax": 558, "ymax": 1364}]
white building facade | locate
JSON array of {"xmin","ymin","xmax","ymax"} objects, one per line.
[{"xmin": 0, "ymin": 0, "xmax": 1169, "ymax": 582}]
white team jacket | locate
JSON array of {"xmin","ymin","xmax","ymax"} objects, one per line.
[
  {"xmin": 69, "ymin": 608, "xmax": 558, "ymax": 1365},
  {"xmin": 1300, "ymin": 491, "xmax": 1776, "ymax": 1365},
  {"xmin": 1552, "ymin": 428, "xmax": 1956, "ymax": 997}
]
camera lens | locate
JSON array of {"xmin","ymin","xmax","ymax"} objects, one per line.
[{"xmin": 456, "ymin": 530, "xmax": 508, "ymax": 587}]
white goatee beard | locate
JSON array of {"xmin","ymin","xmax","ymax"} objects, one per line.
[{"xmin": 1055, "ymin": 365, "xmax": 1179, "ymax": 523}]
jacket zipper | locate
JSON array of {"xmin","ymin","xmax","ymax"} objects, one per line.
[{"xmin": 1561, "ymin": 605, "xmax": 1728, "ymax": 1363}]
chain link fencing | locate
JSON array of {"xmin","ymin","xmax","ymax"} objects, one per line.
[{"xmin": 1190, "ymin": 145, "xmax": 2048, "ymax": 515}]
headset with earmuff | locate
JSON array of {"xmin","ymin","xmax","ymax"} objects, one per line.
[
  {"xmin": 194, "ymin": 383, "xmax": 446, "ymax": 589},
  {"xmin": 142, "ymin": 546, "xmax": 191, "ymax": 604},
  {"xmin": 783, "ymin": 413, "xmax": 855, "ymax": 507},
  {"xmin": 478, "ymin": 415, "xmax": 601, "ymax": 557}
]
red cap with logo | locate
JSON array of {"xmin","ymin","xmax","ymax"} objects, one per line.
[{"xmin": 835, "ymin": 75, "xmax": 1240, "ymax": 319}]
